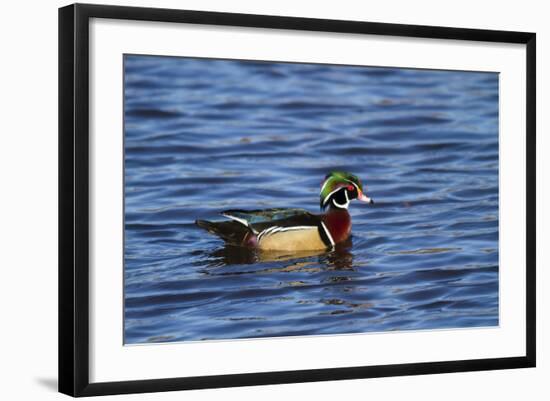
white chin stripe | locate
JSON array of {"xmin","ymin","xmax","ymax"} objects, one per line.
[
  {"xmin": 332, "ymin": 198, "xmax": 349, "ymax": 209},
  {"xmin": 334, "ymin": 189, "xmax": 350, "ymax": 209}
]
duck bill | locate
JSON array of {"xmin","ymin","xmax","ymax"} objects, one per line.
[{"xmin": 358, "ymin": 192, "xmax": 374, "ymax": 204}]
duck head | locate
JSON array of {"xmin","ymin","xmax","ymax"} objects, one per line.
[{"xmin": 320, "ymin": 171, "xmax": 373, "ymax": 210}]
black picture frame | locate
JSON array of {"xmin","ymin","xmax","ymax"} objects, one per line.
[{"xmin": 59, "ymin": 3, "xmax": 536, "ymax": 397}]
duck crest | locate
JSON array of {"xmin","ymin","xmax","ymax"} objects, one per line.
[{"xmin": 322, "ymin": 209, "xmax": 351, "ymax": 244}]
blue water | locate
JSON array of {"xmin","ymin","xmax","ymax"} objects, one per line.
[{"xmin": 124, "ymin": 55, "xmax": 499, "ymax": 344}]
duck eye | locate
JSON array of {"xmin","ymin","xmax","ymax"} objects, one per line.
[{"xmin": 347, "ymin": 185, "xmax": 354, "ymax": 192}]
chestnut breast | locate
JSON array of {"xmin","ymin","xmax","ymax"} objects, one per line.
[{"xmin": 323, "ymin": 210, "xmax": 351, "ymax": 244}]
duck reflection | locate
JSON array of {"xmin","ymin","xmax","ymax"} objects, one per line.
[
  {"xmin": 200, "ymin": 239, "xmax": 364, "ymax": 319},
  {"xmin": 322, "ymin": 238, "xmax": 354, "ymax": 270}
]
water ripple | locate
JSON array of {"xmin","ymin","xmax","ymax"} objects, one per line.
[{"xmin": 124, "ymin": 56, "xmax": 499, "ymax": 344}]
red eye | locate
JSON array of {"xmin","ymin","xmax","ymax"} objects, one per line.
[{"xmin": 347, "ymin": 185, "xmax": 354, "ymax": 191}]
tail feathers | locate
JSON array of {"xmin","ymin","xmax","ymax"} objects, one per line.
[
  {"xmin": 195, "ymin": 219, "xmax": 251, "ymax": 245},
  {"xmin": 195, "ymin": 219, "xmax": 219, "ymax": 233}
]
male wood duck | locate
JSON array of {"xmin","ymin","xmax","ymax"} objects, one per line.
[{"xmin": 195, "ymin": 171, "xmax": 373, "ymax": 251}]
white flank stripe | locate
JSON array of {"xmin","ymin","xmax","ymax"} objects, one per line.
[
  {"xmin": 276, "ymin": 226, "xmax": 317, "ymax": 232},
  {"xmin": 257, "ymin": 226, "xmax": 278, "ymax": 241},
  {"xmin": 320, "ymin": 222, "xmax": 335, "ymax": 246},
  {"xmin": 258, "ymin": 225, "xmax": 317, "ymax": 243}
]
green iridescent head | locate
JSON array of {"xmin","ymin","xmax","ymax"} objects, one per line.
[{"xmin": 320, "ymin": 171, "xmax": 373, "ymax": 210}]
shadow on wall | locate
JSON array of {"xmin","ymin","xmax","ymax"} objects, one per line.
[{"xmin": 35, "ymin": 377, "xmax": 57, "ymax": 392}]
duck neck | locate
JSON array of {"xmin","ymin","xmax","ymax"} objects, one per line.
[{"xmin": 323, "ymin": 208, "xmax": 351, "ymax": 244}]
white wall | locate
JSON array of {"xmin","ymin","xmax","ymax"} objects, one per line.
[{"xmin": 0, "ymin": 0, "xmax": 546, "ymax": 399}]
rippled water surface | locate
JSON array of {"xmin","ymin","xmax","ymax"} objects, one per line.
[{"xmin": 124, "ymin": 55, "xmax": 499, "ymax": 344}]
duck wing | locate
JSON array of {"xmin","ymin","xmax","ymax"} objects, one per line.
[
  {"xmin": 221, "ymin": 208, "xmax": 313, "ymax": 228},
  {"xmin": 223, "ymin": 208, "xmax": 331, "ymax": 246}
]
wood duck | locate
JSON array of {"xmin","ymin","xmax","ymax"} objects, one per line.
[{"xmin": 195, "ymin": 171, "xmax": 374, "ymax": 251}]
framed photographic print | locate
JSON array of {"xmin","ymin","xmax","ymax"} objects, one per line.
[{"xmin": 58, "ymin": 3, "xmax": 536, "ymax": 397}]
